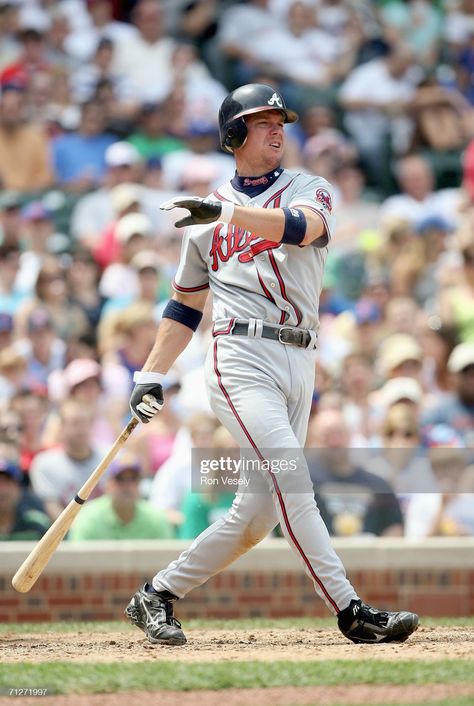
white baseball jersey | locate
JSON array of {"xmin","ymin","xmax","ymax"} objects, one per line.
[
  {"xmin": 153, "ymin": 167, "xmax": 357, "ymax": 616},
  {"xmin": 173, "ymin": 168, "xmax": 335, "ymax": 330}
]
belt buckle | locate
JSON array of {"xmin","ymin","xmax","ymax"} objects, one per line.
[{"xmin": 277, "ymin": 326, "xmax": 295, "ymax": 345}]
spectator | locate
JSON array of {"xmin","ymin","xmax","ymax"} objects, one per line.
[
  {"xmin": 15, "ymin": 201, "xmax": 56, "ymax": 296},
  {"xmin": 0, "ymin": 26, "xmax": 50, "ymax": 90},
  {"xmin": 98, "ymin": 301, "xmax": 157, "ymax": 376},
  {"xmin": 0, "ymin": 86, "xmax": 53, "ymax": 192},
  {"xmin": 30, "ymin": 397, "xmax": 107, "ymax": 520},
  {"xmin": 339, "ymin": 352, "xmax": 378, "ymax": 446},
  {"xmin": 422, "ymin": 342, "xmax": 474, "ymax": 446},
  {"xmin": 71, "ymin": 141, "xmax": 171, "ymax": 249},
  {"xmin": 438, "ymin": 235, "xmax": 474, "ymax": 343},
  {"xmin": 98, "ymin": 212, "xmax": 155, "ymax": 300},
  {"xmin": 367, "ymin": 400, "xmax": 437, "ymax": 491},
  {"xmin": 379, "ymin": 0, "xmax": 442, "ymax": 68},
  {"xmin": 404, "ymin": 429, "xmax": 470, "ymax": 537},
  {"xmin": 0, "ymin": 346, "xmax": 27, "ymax": 403},
  {"xmin": 416, "ymin": 316, "xmax": 458, "ymax": 405},
  {"xmin": 101, "ymin": 249, "xmax": 168, "ymax": 316},
  {"xmin": 14, "ymin": 306, "xmax": 66, "ymax": 390},
  {"xmin": 160, "ymin": 118, "xmax": 234, "ymax": 191},
  {"xmin": 92, "ymin": 181, "xmax": 143, "ymax": 268},
  {"xmin": 217, "ymin": 0, "xmax": 282, "ymax": 86},
  {"xmin": 46, "ymin": 357, "xmax": 129, "ymax": 447},
  {"xmin": 177, "ymin": 0, "xmax": 220, "ymax": 79},
  {"xmin": 66, "ymin": 0, "xmax": 138, "ymax": 64},
  {"xmin": 375, "ymin": 333, "xmax": 424, "ymax": 384},
  {"xmin": 379, "ymin": 154, "xmax": 462, "ymax": 229},
  {"xmin": 0, "ymin": 3, "xmax": 21, "ymax": 72},
  {"xmin": 70, "ymin": 37, "xmax": 135, "ymax": 111},
  {"xmin": 16, "ymin": 257, "xmax": 89, "ymax": 341},
  {"xmin": 409, "ymin": 73, "xmax": 472, "ymax": 157},
  {"xmin": 148, "ymin": 411, "xmax": 220, "ymax": 528},
  {"xmin": 10, "ymin": 388, "xmax": 51, "ymax": 478},
  {"xmin": 51, "ymin": 99, "xmax": 117, "ymax": 192},
  {"xmin": 0, "ymin": 312, "xmax": 14, "ymax": 352},
  {"xmin": 307, "ymin": 409, "xmax": 404, "ymax": 536},
  {"xmin": 0, "ymin": 191, "xmax": 23, "ymax": 247},
  {"xmin": 0, "ymin": 456, "xmax": 50, "ymax": 540},
  {"xmin": 178, "ymin": 425, "xmax": 237, "ymax": 540},
  {"xmin": 127, "ymin": 100, "xmax": 186, "ymax": 160},
  {"xmin": 68, "ymin": 452, "xmax": 174, "ymax": 540},
  {"xmin": 111, "ymin": 0, "xmax": 176, "ymax": 102},
  {"xmin": 66, "ymin": 248, "xmax": 106, "ymax": 330},
  {"xmin": 0, "ymin": 244, "xmax": 28, "ymax": 315},
  {"xmin": 339, "ymin": 45, "xmax": 417, "ymax": 189}
]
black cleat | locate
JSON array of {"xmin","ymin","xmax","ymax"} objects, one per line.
[
  {"xmin": 125, "ymin": 583, "xmax": 187, "ymax": 645},
  {"xmin": 338, "ymin": 599, "xmax": 419, "ymax": 644}
]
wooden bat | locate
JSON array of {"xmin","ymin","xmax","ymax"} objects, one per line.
[{"xmin": 11, "ymin": 406, "xmax": 147, "ymax": 593}]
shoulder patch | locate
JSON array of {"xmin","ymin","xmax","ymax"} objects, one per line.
[{"xmin": 315, "ymin": 187, "xmax": 332, "ymax": 213}]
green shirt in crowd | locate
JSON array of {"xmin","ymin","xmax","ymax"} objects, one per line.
[
  {"xmin": 178, "ymin": 492, "xmax": 234, "ymax": 540},
  {"xmin": 68, "ymin": 496, "xmax": 174, "ymax": 541},
  {"xmin": 127, "ymin": 134, "xmax": 186, "ymax": 160}
]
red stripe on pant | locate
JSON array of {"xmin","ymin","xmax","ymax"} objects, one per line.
[{"xmin": 212, "ymin": 338, "xmax": 340, "ymax": 613}]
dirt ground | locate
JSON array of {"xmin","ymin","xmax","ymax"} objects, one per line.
[
  {"xmin": 2, "ymin": 625, "xmax": 473, "ymax": 663},
  {"xmin": 2, "ymin": 626, "xmax": 473, "ymax": 706}
]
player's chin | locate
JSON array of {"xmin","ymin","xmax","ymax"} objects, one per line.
[{"xmin": 264, "ymin": 148, "xmax": 283, "ymax": 167}]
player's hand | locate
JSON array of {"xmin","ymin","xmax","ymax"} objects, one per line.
[
  {"xmin": 160, "ymin": 197, "xmax": 222, "ymax": 227},
  {"xmin": 129, "ymin": 383, "xmax": 164, "ymax": 423}
]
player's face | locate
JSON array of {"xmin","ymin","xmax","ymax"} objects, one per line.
[{"xmin": 237, "ymin": 110, "xmax": 285, "ymax": 173}]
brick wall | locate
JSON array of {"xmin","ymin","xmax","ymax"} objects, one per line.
[{"xmin": 1, "ymin": 538, "xmax": 474, "ymax": 622}]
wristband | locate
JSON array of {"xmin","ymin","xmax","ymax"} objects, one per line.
[
  {"xmin": 219, "ymin": 201, "xmax": 235, "ymax": 223},
  {"xmin": 133, "ymin": 371, "xmax": 165, "ymax": 384},
  {"xmin": 281, "ymin": 207, "xmax": 307, "ymax": 245}
]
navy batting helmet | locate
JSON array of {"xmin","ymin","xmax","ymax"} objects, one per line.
[{"xmin": 218, "ymin": 84, "xmax": 298, "ymax": 153}]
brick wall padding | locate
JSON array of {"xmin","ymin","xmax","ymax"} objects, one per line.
[{"xmin": 1, "ymin": 538, "xmax": 473, "ymax": 621}]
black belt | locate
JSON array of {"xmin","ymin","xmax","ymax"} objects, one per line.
[{"xmin": 231, "ymin": 322, "xmax": 314, "ymax": 349}]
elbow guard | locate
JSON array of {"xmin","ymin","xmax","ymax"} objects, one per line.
[{"xmin": 162, "ymin": 299, "xmax": 203, "ymax": 331}]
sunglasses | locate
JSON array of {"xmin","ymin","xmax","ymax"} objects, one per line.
[{"xmin": 385, "ymin": 429, "xmax": 417, "ymax": 439}]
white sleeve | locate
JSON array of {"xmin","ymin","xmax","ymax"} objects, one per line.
[
  {"xmin": 289, "ymin": 176, "xmax": 336, "ymax": 248},
  {"xmin": 173, "ymin": 229, "xmax": 209, "ymax": 293}
]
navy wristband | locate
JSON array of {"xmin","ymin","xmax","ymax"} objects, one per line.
[
  {"xmin": 162, "ymin": 299, "xmax": 203, "ymax": 331},
  {"xmin": 281, "ymin": 208, "xmax": 307, "ymax": 245}
]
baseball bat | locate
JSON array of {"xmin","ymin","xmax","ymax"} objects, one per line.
[{"xmin": 11, "ymin": 401, "xmax": 152, "ymax": 593}]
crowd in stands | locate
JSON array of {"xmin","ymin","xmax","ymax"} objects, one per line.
[{"xmin": 1, "ymin": 0, "xmax": 474, "ymax": 543}]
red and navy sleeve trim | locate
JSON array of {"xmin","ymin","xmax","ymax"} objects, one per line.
[{"xmin": 172, "ymin": 280, "xmax": 210, "ymax": 293}]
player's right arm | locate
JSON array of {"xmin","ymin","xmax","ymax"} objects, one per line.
[{"xmin": 129, "ymin": 289, "xmax": 208, "ymax": 423}]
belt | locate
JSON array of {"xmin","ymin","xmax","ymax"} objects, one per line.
[{"xmin": 225, "ymin": 320, "xmax": 317, "ymax": 350}]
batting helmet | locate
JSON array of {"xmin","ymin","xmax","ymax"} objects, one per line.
[{"xmin": 218, "ymin": 84, "xmax": 298, "ymax": 153}]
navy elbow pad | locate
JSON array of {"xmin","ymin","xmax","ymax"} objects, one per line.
[{"xmin": 162, "ymin": 300, "xmax": 203, "ymax": 331}]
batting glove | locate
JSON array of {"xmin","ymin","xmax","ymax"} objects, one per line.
[
  {"xmin": 160, "ymin": 197, "xmax": 234, "ymax": 227},
  {"xmin": 129, "ymin": 371, "xmax": 164, "ymax": 423}
]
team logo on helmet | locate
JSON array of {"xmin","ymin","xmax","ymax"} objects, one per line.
[
  {"xmin": 267, "ymin": 92, "xmax": 283, "ymax": 108},
  {"xmin": 315, "ymin": 188, "xmax": 332, "ymax": 213}
]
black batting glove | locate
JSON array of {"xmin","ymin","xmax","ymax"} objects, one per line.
[
  {"xmin": 130, "ymin": 371, "xmax": 165, "ymax": 423},
  {"xmin": 160, "ymin": 197, "xmax": 222, "ymax": 227}
]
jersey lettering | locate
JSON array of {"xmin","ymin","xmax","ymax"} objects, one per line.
[{"xmin": 209, "ymin": 224, "xmax": 279, "ymax": 270}]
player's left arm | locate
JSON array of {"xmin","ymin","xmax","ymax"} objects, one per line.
[{"xmin": 161, "ymin": 198, "xmax": 328, "ymax": 247}]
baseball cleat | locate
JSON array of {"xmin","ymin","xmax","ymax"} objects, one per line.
[
  {"xmin": 337, "ymin": 599, "xmax": 419, "ymax": 644},
  {"xmin": 125, "ymin": 583, "xmax": 187, "ymax": 645}
]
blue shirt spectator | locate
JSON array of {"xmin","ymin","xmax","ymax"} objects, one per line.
[{"xmin": 52, "ymin": 100, "xmax": 116, "ymax": 191}]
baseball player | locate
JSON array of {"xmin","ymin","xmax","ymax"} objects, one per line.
[{"xmin": 125, "ymin": 84, "xmax": 419, "ymax": 645}]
